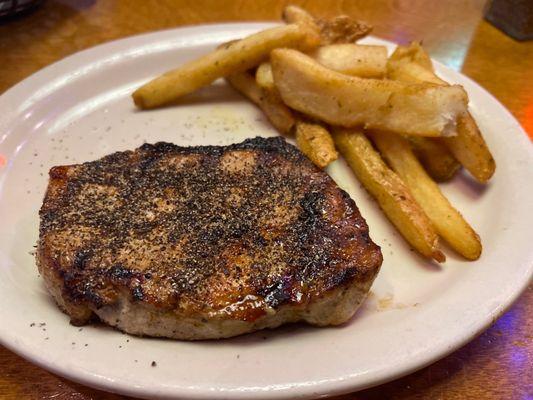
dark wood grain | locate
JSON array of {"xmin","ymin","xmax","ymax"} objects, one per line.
[{"xmin": 0, "ymin": 1, "xmax": 531, "ymax": 399}]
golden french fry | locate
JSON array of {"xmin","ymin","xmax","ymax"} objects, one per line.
[
  {"xmin": 253, "ymin": 60, "xmax": 338, "ymax": 168},
  {"xmin": 261, "ymin": 43, "xmax": 388, "ymax": 88},
  {"xmin": 443, "ymin": 115, "xmax": 495, "ymax": 183},
  {"xmin": 295, "ymin": 121, "xmax": 338, "ymax": 168},
  {"xmin": 387, "ymin": 41, "xmax": 434, "ymax": 72},
  {"xmin": 282, "ymin": 5, "xmax": 318, "ymax": 31},
  {"xmin": 271, "ymin": 48, "xmax": 468, "ymax": 137},
  {"xmin": 317, "ymin": 15, "xmax": 372, "ymax": 44},
  {"xmin": 386, "ymin": 42, "xmax": 444, "ymax": 84},
  {"xmin": 333, "ymin": 128, "xmax": 444, "ymax": 262},
  {"xmin": 310, "ymin": 44, "xmax": 387, "ymax": 78},
  {"xmin": 255, "ymin": 62, "xmax": 275, "ymax": 90},
  {"xmin": 282, "ymin": 5, "xmax": 372, "ymax": 44},
  {"xmin": 388, "ymin": 61, "xmax": 444, "ymax": 85},
  {"xmin": 256, "ymin": 44, "xmax": 387, "ymax": 81},
  {"xmin": 227, "ymin": 72, "xmax": 337, "ymax": 168},
  {"xmin": 132, "ymin": 24, "xmax": 320, "ymax": 109},
  {"xmin": 370, "ymin": 131, "xmax": 481, "ymax": 260},
  {"xmin": 225, "ymin": 71, "xmax": 295, "ymax": 134},
  {"xmin": 409, "ymin": 137, "xmax": 461, "ymax": 182},
  {"xmin": 387, "ymin": 43, "xmax": 495, "ymax": 182}
]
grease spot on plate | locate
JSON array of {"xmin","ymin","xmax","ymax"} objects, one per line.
[
  {"xmin": 377, "ymin": 294, "xmax": 394, "ymax": 310},
  {"xmin": 376, "ymin": 293, "xmax": 417, "ymax": 311}
]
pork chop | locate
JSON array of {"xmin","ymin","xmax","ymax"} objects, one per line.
[{"xmin": 37, "ymin": 137, "xmax": 382, "ymax": 340}]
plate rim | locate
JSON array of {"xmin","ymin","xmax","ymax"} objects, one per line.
[{"xmin": 0, "ymin": 22, "xmax": 532, "ymax": 400}]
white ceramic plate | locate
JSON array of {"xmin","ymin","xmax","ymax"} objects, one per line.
[{"xmin": 0, "ymin": 23, "xmax": 531, "ymax": 400}]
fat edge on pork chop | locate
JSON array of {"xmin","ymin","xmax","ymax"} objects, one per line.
[{"xmin": 37, "ymin": 137, "xmax": 382, "ymax": 340}]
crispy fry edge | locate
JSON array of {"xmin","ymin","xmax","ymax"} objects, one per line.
[
  {"xmin": 333, "ymin": 128, "xmax": 444, "ymax": 262},
  {"xmin": 370, "ymin": 130, "xmax": 482, "ymax": 260}
]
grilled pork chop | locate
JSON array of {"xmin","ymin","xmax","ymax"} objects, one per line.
[{"xmin": 37, "ymin": 137, "xmax": 382, "ymax": 340}]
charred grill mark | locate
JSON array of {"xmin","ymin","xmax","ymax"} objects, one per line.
[
  {"xmin": 61, "ymin": 269, "xmax": 106, "ymax": 309},
  {"xmin": 38, "ymin": 137, "xmax": 382, "ymax": 319},
  {"xmin": 107, "ymin": 264, "xmax": 134, "ymax": 281},
  {"xmin": 73, "ymin": 249, "xmax": 92, "ymax": 270},
  {"xmin": 131, "ymin": 286, "xmax": 144, "ymax": 301},
  {"xmin": 258, "ymin": 277, "xmax": 295, "ymax": 308},
  {"xmin": 296, "ymin": 191, "xmax": 327, "ymax": 241}
]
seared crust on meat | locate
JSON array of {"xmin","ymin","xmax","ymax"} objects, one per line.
[{"xmin": 37, "ymin": 137, "xmax": 382, "ymax": 339}]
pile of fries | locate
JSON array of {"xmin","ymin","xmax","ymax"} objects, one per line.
[{"xmin": 132, "ymin": 6, "xmax": 496, "ymax": 263}]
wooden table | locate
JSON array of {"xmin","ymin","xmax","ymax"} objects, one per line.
[{"xmin": 1, "ymin": 1, "xmax": 531, "ymax": 399}]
